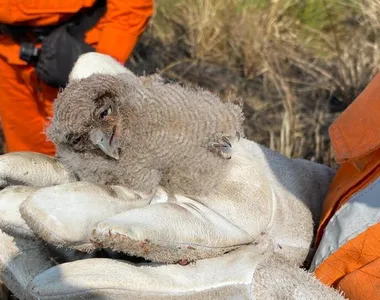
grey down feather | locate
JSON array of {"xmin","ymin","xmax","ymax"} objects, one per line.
[{"xmin": 46, "ymin": 72, "xmax": 244, "ymax": 197}]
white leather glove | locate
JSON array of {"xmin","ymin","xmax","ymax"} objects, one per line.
[
  {"xmin": 12, "ymin": 136, "xmax": 333, "ymax": 264},
  {"xmin": 0, "ymin": 146, "xmax": 344, "ymax": 299}
]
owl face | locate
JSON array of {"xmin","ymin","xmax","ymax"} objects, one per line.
[{"xmin": 46, "ymin": 74, "xmax": 127, "ymax": 160}]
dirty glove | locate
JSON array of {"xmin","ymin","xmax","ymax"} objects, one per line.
[
  {"xmin": 13, "ymin": 137, "xmax": 334, "ymax": 265},
  {"xmin": 0, "ymin": 151, "xmax": 344, "ymax": 300}
]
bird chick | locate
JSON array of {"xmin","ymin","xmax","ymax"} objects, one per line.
[{"xmin": 46, "ymin": 71, "xmax": 244, "ymax": 197}]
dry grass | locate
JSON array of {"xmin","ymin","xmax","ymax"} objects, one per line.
[{"xmin": 128, "ymin": 0, "xmax": 380, "ymax": 167}]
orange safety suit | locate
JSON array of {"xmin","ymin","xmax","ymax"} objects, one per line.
[
  {"xmin": 310, "ymin": 72, "xmax": 380, "ymax": 299},
  {"xmin": 0, "ymin": 0, "xmax": 154, "ymax": 155}
]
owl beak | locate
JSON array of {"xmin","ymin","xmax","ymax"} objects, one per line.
[{"xmin": 90, "ymin": 128, "xmax": 120, "ymax": 160}]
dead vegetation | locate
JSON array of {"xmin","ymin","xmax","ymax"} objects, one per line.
[
  {"xmin": 127, "ymin": 0, "xmax": 380, "ymax": 167},
  {"xmin": 1, "ymin": 1, "xmax": 377, "ymax": 166}
]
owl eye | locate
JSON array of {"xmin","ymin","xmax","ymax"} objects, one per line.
[{"xmin": 100, "ymin": 106, "xmax": 112, "ymax": 120}]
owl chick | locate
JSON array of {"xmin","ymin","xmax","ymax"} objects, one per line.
[{"xmin": 46, "ymin": 71, "xmax": 244, "ymax": 197}]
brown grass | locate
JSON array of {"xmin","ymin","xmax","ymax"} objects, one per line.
[
  {"xmin": 126, "ymin": 0, "xmax": 380, "ymax": 167},
  {"xmin": 0, "ymin": 2, "xmax": 376, "ymax": 164}
]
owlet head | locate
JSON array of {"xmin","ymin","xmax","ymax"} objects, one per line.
[{"xmin": 46, "ymin": 73, "xmax": 138, "ymax": 159}]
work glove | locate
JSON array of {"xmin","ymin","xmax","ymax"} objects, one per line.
[
  {"xmin": 0, "ymin": 149, "xmax": 344, "ymax": 300},
  {"xmin": 2, "ymin": 136, "xmax": 334, "ymax": 265},
  {"xmin": 35, "ymin": 25, "xmax": 95, "ymax": 88}
]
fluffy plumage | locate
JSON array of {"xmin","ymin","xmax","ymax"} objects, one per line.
[{"xmin": 46, "ymin": 71, "xmax": 244, "ymax": 197}]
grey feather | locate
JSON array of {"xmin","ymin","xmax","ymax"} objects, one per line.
[{"xmin": 46, "ymin": 71, "xmax": 244, "ymax": 197}]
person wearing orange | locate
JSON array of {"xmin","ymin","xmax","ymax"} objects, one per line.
[
  {"xmin": 0, "ymin": 0, "xmax": 154, "ymax": 156},
  {"xmin": 310, "ymin": 72, "xmax": 380, "ymax": 299}
]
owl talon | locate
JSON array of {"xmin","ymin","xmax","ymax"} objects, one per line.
[
  {"xmin": 221, "ymin": 136, "xmax": 231, "ymax": 147},
  {"xmin": 208, "ymin": 133, "xmax": 233, "ymax": 159}
]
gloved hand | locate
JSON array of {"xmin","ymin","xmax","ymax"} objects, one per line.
[
  {"xmin": 6, "ymin": 136, "xmax": 333, "ymax": 265},
  {"xmin": 35, "ymin": 25, "xmax": 95, "ymax": 88},
  {"xmin": 0, "ymin": 150, "xmax": 344, "ymax": 300}
]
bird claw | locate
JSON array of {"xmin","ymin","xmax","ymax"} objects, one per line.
[{"xmin": 208, "ymin": 132, "xmax": 240, "ymax": 159}]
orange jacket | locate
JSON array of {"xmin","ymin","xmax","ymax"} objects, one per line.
[
  {"xmin": 310, "ymin": 73, "xmax": 380, "ymax": 299},
  {"xmin": 0, "ymin": 0, "xmax": 154, "ymax": 65}
]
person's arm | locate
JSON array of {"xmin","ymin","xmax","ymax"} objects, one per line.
[
  {"xmin": 95, "ymin": 0, "xmax": 154, "ymax": 64},
  {"xmin": 338, "ymin": 257, "xmax": 380, "ymax": 300}
]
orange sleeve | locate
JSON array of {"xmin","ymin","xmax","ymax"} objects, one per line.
[
  {"xmin": 95, "ymin": 0, "xmax": 154, "ymax": 64},
  {"xmin": 338, "ymin": 257, "xmax": 380, "ymax": 300}
]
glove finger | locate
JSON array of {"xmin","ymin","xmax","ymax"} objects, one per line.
[
  {"xmin": 69, "ymin": 52, "xmax": 131, "ymax": 81},
  {"xmin": 0, "ymin": 186, "xmax": 38, "ymax": 239},
  {"xmin": 0, "ymin": 230, "xmax": 55, "ymax": 300},
  {"xmin": 0, "ymin": 152, "xmax": 74, "ymax": 189},
  {"xmin": 29, "ymin": 244, "xmax": 268, "ymax": 300},
  {"xmin": 19, "ymin": 182, "xmax": 152, "ymax": 251},
  {"xmin": 92, "ymin": 198, "xmax": 255, "ymax": 264}
]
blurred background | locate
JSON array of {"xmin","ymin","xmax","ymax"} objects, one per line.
[
  {"xmin": 1, "ymin": 0, "xmax": 377, "ymax": 167},
  {"xmin": 124, "ymin": 0, "xmax": 379, "ymax": 167}
]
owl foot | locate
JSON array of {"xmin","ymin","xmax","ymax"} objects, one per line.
[{"xmin": 208, "ymin": 132, "xmax": 240, "ymax": 159}]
